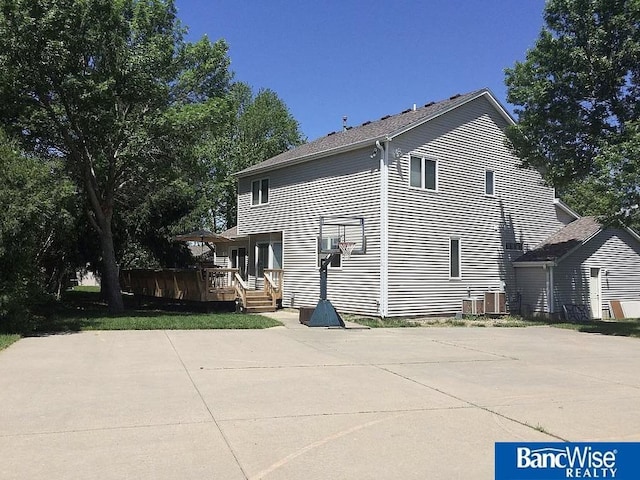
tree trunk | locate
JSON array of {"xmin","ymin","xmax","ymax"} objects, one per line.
[{"xmin": 99, "ymin": 227, "xmax": 124, "ymax": 314}]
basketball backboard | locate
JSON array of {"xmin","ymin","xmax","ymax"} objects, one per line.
[{"xmin": 319, "ymin": 216, "xmax": 365, "ymax": 255}]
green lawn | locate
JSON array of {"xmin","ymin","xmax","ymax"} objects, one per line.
[
  {"xmin": 1, "ymin": 288, "xmax": 282, "ymax": 338},
  {"xmin": 38, "ymin": 311, "xmax": 282, "ymax": 332},
  {"xmin": 0, "ymin": 334, "xmax": 20, "ymax": 351}
]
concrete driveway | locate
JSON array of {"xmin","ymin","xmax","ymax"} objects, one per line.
[{"xmin": 1, "ymin": 313, "xmax": 639, "ymax": 479}]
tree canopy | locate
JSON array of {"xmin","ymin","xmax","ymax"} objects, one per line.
[
  {"xmin": 195, "ymin": 82, "xmax": 305, "ymax": 231},
  {"xmin": 0, "ymin": 0, "xmax": 233, "ymax": 312},
  {"xmin": 0, "ymin": 0, "xmax": 304, "ymax": 315},
  {"xmin": 505, "ymin": 0, "xmax": 640, "ymax": 226},
  {"xmin": 0, "ymin": 131, "xmax": 77, "ymax": 331}
]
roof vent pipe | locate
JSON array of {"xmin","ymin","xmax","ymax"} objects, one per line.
[
  {"xmin": 342, "ymin": 116, "xmax": 348, "ymax": 132},
  {"xmin": 413, "ymin": 103, "xmax": 416, "ymax": 111}
]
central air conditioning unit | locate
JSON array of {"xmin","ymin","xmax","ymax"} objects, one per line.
[
  {"xmin": 484, "ymin": 291, "xmax": 507, "ymax": 314},
  {"xmin": 462, "ymin": 297, "xmax": 484, "ymax": 316}
]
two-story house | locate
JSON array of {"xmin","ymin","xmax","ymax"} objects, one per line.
[{"xmin": 216, "ymin": 88, "xmax": 640, "ymax": 319}]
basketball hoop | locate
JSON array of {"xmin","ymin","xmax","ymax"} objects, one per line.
[{"xmin": 338, "ymin": 241, "xmax": 356, "ymax": 260}]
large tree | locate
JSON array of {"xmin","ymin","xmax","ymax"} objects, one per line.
[
  {"xmin": 505, "ymin": 0, "xmax": 640, "ymax": 226},
  {"xmin": 0, "ymin": 0, "xmax": 232, "ymax": 312}
]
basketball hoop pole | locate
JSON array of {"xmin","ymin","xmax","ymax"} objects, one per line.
[
  {"xmin": 318, "ymin": 253, "xmax": 334, "ymax": 300},
  {"xmin": 308, "ymin": 253, "xmax": 345, "ymax": 327},
  {"xmin": 310, "ymin": 215, "xmax": 363, "ymax": 328}
]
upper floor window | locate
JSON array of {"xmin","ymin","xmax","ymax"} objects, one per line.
[
  {"xmin": 485, "ymin": 170, "xmax": 495, "ymax": 196},
  {"xmin": 252, "ymin": 178, "xmax": 269, "ymax": 205},
  {"xmin": 410, "ymin": 156, "xmax": 437, "ymax": 191}
]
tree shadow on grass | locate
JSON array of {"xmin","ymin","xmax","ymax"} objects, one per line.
[
  {"xmin": 23, "ymin": 289, "xmax": 236, "ymax": 336},
  {"xmin": 573, "ymin": 320, "xmax": 640, "ymax": 337},
  {"xmin": 538, "ymin": 318, "xmax": 640, "ymax": 338}
]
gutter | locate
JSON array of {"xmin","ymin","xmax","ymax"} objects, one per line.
[{"xmin": 234, "ymin": 137, "xmax": 388, "ymax": 178}]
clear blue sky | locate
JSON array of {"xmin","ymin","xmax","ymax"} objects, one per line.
[{"xmin": 175, "ymin": 0, "xmax": 547, "ymax": 141}]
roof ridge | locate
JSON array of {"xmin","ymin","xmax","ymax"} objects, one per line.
[
  {"xmin": 236, "ymin": 88, "xmax": 492, "ymax": 177},
  {"xmin": 335, "ymin": 88, "xmax": 488, "ymax": 138}
]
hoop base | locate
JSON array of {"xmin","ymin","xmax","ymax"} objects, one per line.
[{"xmin": 307, "ymin": 300, "xmax": 345, "ymax": 327}]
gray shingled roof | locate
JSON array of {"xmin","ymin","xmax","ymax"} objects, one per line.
[
  {"xmin": 514, "ymin": 217, "xmax": 602, "ymax": 263},
  {"xmin": 236, "ymin": 88, "xmax": 495, "ymax": 177},
  {"xmin": 220, "ymin": 225, "xmax": 249, "ymax": 240}
]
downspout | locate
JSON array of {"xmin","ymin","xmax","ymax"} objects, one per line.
[
  {"xmin": 548, "ymin": 265, "xmax": 555, "ymax": 316},
  {"xmin": 377, "ymin": 139, "xmax": 390, "ymax": 317}
]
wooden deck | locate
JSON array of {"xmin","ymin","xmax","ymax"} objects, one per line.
[{"xmin": 120, "ymin": 268, "xmax": 283, "ymax": 310}]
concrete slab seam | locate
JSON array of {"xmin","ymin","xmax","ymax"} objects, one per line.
[
  {"xmin": 375, "ymin": 364, "xmax": 568, "ymax": 442},
  {"xmin": 0, "ymin": 419, "xmax": 216, "ymax": 439},
  {"xmin": 164, "ymin": 331, "xmax": 249, "ymax": 480},
  {"xmin": 540, "ymin": 363, "xmax": 640, "ymax": 391},
  {"xmin": 196, "ymin": 358, "xmax": 510, "ymax": 371},
  {"xmin": 216, "ymin": 405, "xmax": 475, "ymax": 423},
  {"xmin": 430, "ymin": 339, "xmax": 519, "ymax": 360}
]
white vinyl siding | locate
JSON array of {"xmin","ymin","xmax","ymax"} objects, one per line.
[
  {"xmin": 238, "ymin": 146, "xmax": 381, "ymax": 315},
  {"xmin": 409, "ymin": 156, "xmax": 437, "ymax": 191},
  {"xmin": 386, "ymin": 95, "xmax": 566, "ymax": 317},
  {"xmin": 516, "ymin": 266, "xmax": 550, "ymax": 315},
  {"xmin": 552, "ymin": 229, "xmax": 640, "ymax": 316},
  {"xmin": 238, "ymin": 94, "xmax": 571, "ymax": 318}
]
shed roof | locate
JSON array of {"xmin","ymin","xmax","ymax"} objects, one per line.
[
  {"xmin": 236, "ymin": 88, "xmax": 511, "ymax": 177},
  {"xmin": 514, "ymin": 217, "xmax": 602, "ymax": 263}
]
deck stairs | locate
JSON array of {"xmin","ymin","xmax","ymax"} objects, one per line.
[{"xmin": 243, "ymin": 290, "xmax": 277, "ymax": 313}]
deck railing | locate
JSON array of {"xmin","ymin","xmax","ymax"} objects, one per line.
[
  {"xmin": 203, "ymin": 268, "xmax": 238, "ymax": 290},
  {"xmin": 120, "ymin": 267, "xmax": 284, "ymax": 308},
  {"xmin": 120, "ymin": 267, "xmax": 239, "ymax": 302}
]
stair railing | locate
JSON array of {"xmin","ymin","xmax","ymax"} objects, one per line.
[
  {"xmin": 263, "ymin": 272, "xmax": 279, "ymax": 309},
  {"xmin": 233, "ymin": 272, "xmax": 248, "ymax": 310}
]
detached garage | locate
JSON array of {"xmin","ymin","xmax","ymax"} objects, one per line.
[{"xmin": 514, "ymin": 217, "xmax": 640, "ymax": 320}]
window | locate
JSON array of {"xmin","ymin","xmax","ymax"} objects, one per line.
[
  {"xmin": 505, "ymin": 242, "xmax": 523, "ymax": 251},
  {"xmin": 449, "ymin": 237, "xmax": 461, "ymax": 279},
  {"xmin": 318, "ymin": 237, "xmax": 341, "ymax": 268},
  {"xmin": 256, "ymin": 243, "xmax": 269, "ymax": 276},
  {"xmin": 410, "ymin": 156, "xmax": 437, "ymax": 191},
  {"xmin": 251, "ymin": 178, "xmax": 269, "ymax": 205},
  {"xmin": 485, "ymin": 170, "xmax": 494, "ymax": 196}
]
